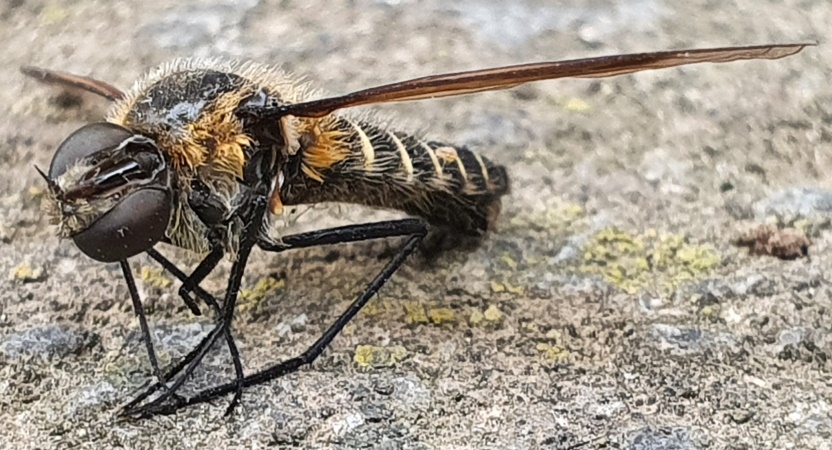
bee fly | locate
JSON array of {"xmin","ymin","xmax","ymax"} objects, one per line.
[{"xmin": 22, "ymin": 43, "xmax": 810, "ymax": 419}]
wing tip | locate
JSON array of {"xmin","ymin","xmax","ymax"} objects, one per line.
[
  {"xmin": 764, "ymin": 41, "xmax": 818, "ymax": 59},
  {"xmin": 20, "ymin": 65, "xmax": 47, "ymax": 79}
]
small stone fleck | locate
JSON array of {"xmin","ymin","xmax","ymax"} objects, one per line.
[{"xmin": 735, "ymin": 224, "xmax": 811, "ymax": 260}]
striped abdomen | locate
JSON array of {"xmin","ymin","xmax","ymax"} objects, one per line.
[{"xmin": 279, "ymin": 116, "xmax": 510, "ymax": 236}]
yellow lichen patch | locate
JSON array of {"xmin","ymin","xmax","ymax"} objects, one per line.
[
  {"xmin": 490, "ymin": 281, "xmax": 526, "ymax": 295},
  {"xmin": 138, "ymin": 267, "xmax": 172, "ymax": 289},
  {"xmin": 10, "ymin": 263, "xmax": 45, "ymax": 283},
  {"xmin": 471, "ymin": 304, "xmax": 504, "ymax": 327},
  {"xmin": 521, "ymin": 322, "xmax": 540, "ymax": 334},
  {"xmin": 793, "ymin": 218, "xmax": 813, "ymax": 233},
  {"xmin": 483, "ymin": 305, "xmax": 503, "ymax": 322},
  {"xmin": 469, "ymin": 310, "xmax": 485, "ymax": 326},
  {"xmin": 239, "ymin": 276, "xmax": 285, "ymax": 312},
  {"xmin": 354, "ymin": 345, "xmax": 408, "ymax": 369},
  {"xmin": 403, "ymin": 302, "xmax": 456, "ymax": 325},
  {"xmin": 500, "ymin": 253, "xmax": 518, "ymax": 270},
  {"xmin": 536, "ymin": 343, "xmax": 570, "ymax": 362},
  {"xmin": 102, "ymin": 353, "xmax": 132, "ymax": 384},
  {"xmin": 579, "ymin": 227, "xmax": 721, "ymax": 295},
  {"xmin": 40, "ymin": 4, "xmax": 68, "ymax": 25},
  {"xmin": 562, "ymin": 98, "xmax": 591, "ymax": 113},
  {"xmin": 362, "ymin": 297, "xmax": 393, "ymax": 317},
  {"xmin": 545, "ymin": 329, "xmax": 562, "ymax": 341},
  {"xmin": 700, "ymin": 305, "xmax": 718, "ymax": 317},
  {"xmin": 510, "ymin": 201, "xmax": 585, "ymax": 232},
  {"xmin": 403, "ymin": 301, "xmax": 429, "ymax": 324},
  {"xmin": 427, "ymin": 307, "xmax": 456, "ymax": 325}
]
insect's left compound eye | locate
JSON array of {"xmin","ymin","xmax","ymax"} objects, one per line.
[
  {"xmin": 71, "ymin": 187, "xmax": 171, "ymax": 262},
  {"xmin": 47, "ymin": 122, "xmax": 173, "ymax": 263}
]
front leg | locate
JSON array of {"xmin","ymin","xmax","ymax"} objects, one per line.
[
  {"xmin": 133, "ymin": 230, "xmax": 425, "ymax": 416},
  {"xmin": 121, "ymin": 196, "xmax": 269, "ymax": 419},
  {"xmin": 156, "ymin": 246, "xmax": 224, "ymax": 313},
  {"xmin": 131, "ymin": 247, "xmax": 244, "ymax": 414},
  {"xmin": 128, "ymin": 218, "xmax": 427, "ymax": 417},
  {"xmin": 122, "ymin": 246, "xmax": 251, "ymax": 417}
]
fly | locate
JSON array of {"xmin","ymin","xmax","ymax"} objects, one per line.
[{"xmin": 22, "ymin": 42, "xmax": 812, "ymax": 419}]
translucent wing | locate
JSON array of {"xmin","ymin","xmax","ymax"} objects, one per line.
[
  {"xmin": 279, "ymin": 43, "xmax": 813, "ymax": 118},
  {"xmin": 22, "ymin": 43, "xmax": 811, "ymax": 115}
]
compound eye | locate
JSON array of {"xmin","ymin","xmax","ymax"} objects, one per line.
[
  {"xmin": 71, "ymin": 188, "xmax": 172, "ymax": 262},
  {"xmin": 49, "ymin": 122, "xmax": 133, "ymax": 178}
]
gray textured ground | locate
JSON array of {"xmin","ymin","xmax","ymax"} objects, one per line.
[{"xmin": 0, "ymin": 1, "xmax": 830, "ymax": 449}]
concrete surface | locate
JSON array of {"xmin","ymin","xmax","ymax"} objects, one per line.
[{"xmin": 0, "ymin": 0, "xmax": 830, "ymax": 449}]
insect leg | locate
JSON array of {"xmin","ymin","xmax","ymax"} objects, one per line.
[
  {"xmin": 173, "ymin": 246, "xmax": 224, "ymax": 312},
  {"xmin": 137, "ymin": 246, "xmax": 224, "ymax": 317},
  {"xmin": 129, "ymin": 219, "xmax": 428, "ymax": 414},
  {"xmin": 141, "ymin": 247, "xmax": 246, "ymax": 415},
  {"xmin": 117, "ymin": 250, "xmax": 224, "ymax": 411},
  {"xmin": 125, "ymin": 219, "xmax": 427, "ymax": 415},
  {"xmin": 258, "ymin": 218, "xmax": 428, "ymax": 252},
  {"xmin": 122, "ymin": 198, "xmax": 268, "ymax": 418},
  {"xmin": 119, "ymin": 260, "xmax": 169, "ymax": 391}
]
